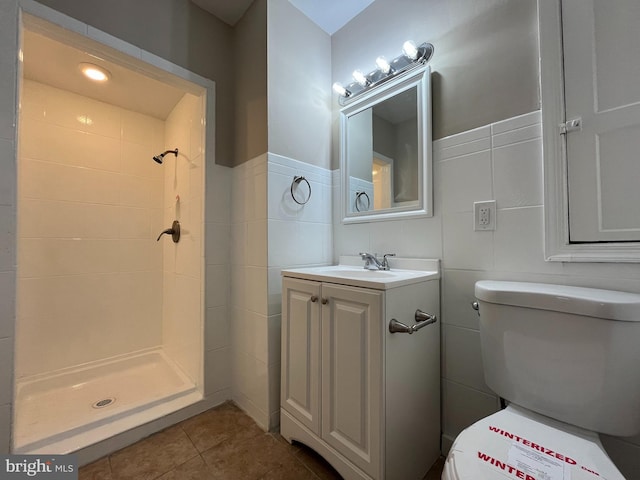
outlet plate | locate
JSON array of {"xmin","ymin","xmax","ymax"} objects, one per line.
[{"xmin": 474, "ymin": 200, "xmax": 496, "ymax": 231}]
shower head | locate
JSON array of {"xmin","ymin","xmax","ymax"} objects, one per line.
[{"xmin": 153, "ymin": 148, "xmax": 179, "ymax": 164}]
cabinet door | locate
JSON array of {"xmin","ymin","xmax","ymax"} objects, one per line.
[
  {"xmin": 321, "ymin": 284, "xmax": 383, "ymax": 479},
  {"xmin": 281, "ymin": 278, "xmax": 321, "ymax": 434}
]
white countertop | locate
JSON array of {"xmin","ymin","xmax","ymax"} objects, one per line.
[{"xmin": 282, "ymin": 260, "xmax": 440, "ymax": 290}]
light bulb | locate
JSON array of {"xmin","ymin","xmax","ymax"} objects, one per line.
[
  {"xmin": 332, "ymin": 82, "xmax": 350, "ymax": 97},
  {"xmin": 352, "ymin": 69, "xmax": 369, "ymax": 87},
  {"xmin": 375, "ymin": 56, "xmax": 392, "ymax": 74},
  {"xmin": 79, "ymin": 63, "xmax": 111, "ymax": 82},
  {"xmin": 402, "ymin": 40, "xmax": 419, "ymax": 60}
]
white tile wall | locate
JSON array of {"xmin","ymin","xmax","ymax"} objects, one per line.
[
  {"xmin": 163, "ymin": 92, "xmax": 205, "ymax": 388},
  {"xmin": 231, "ymin": 152, "xmax": 333, "ymax": 430},
  {"xmin": 443, "ymin": 324, "xmax": 492, "ymax": 395},
  {"xmin": 440, "ymin": 150, "xmax": 492, "ymax": 214},
  {"xmin": 204, "ymin": 156, "xmax": 231, "ymax": 399},
  {"xmin": 230, "ymin": 154, "xmax": 270, "ymax": 428},
  {"xmin": 205, "ymin": 306, "xmax": 229, "ymax": 352},
  {"xmin": 437, "ymin": 111, "xmax": 556, "ymax": 444},
  {"xmin": 442, "ymin": 380, "xmax": 501, "ymax": 450},
  {"xmin": 16, "ymin": 80, "xmax": 223, "ymax": 403},
  {"xmin": 334, "ymin": 110, "xmax": 640, "ymax": 477},
  {"xmin": 204, "ymin": 347, "xmax": 231, "ymax": 397},
  {"xmin": 443, "ymin": 212, "xmax": 495, "ymax": 270},
  {"xmin": 16, "ymin": 81, "xmax": 165, "ymax": 378},
  {"xmin": 266, "ymin": 153, "xmax": 333, "ymax": 428}
]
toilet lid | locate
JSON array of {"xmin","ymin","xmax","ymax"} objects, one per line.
[{"xmin": 443, "ymin": 405, "xmax": 625, "ymax": 480}]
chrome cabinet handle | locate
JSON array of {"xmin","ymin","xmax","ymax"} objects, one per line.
[{"xmin": 389, "ymin": 309, "xmax": 437, "ymax": 334}]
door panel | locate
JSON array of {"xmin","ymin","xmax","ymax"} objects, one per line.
[
  {"xmin": 281, "ymin": 278, "xmax": 321, "ymax": 433},
  {"xmin": 563, "ymin": 0, "xmax": 640, "ymax": 241},
  {"xmin": 321, "ymin": 284, "xmax": 382, "ymax": 478}
]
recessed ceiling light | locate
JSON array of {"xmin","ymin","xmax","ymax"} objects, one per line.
[{"xmin": 79, "ymin": 62, "xmax": 111, "ymax": 82}]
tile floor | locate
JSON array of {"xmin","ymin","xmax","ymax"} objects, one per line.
[{"xmin": 79, "ymin": 401, "xmax": 445, "ymax": 480}]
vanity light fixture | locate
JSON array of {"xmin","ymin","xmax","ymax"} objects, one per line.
[
  {"xmin": 333, "ymin": 40, "xmax": 434, "ymax": 105},
  {"xmin": 402, "ymin": 40, "xmax": 420, "ymax": 60},
  {"xmin": 375, "ymin": 56, "xmax": 392, "ymax": 74},
  {"xmin": 332, "ymin": 82, "xmax": 351, "ymax": 98},
  {"xmin": 79, "ymin": 62, "xmax": 111, "ymax": 82},
  {"xmin": 352, "ymin": 69, "xmax": 370, "ymax": 87}
]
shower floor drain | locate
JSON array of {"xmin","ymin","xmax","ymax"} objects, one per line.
[{"xmin": 92, "ymin": 398, "xmax": 116, "ymax": 409}]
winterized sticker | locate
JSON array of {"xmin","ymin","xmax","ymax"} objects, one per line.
[{"xmin": 507, "ymin": 442, "xmax": 570, "ymax": 480}]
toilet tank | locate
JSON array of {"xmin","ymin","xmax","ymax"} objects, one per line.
[{"xmin": 475, "ymin": 280, "xmax": 640, "ymax": 437}]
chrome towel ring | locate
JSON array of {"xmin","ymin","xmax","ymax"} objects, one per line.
[
  {"xmin": 291, "ymin": 175, "xmax": 311, "ymax": 205},
  {"xmin": 355, "ymin": 191, "xmax": 371, "ymax": 212}
]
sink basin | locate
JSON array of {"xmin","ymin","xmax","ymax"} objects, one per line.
[
  {"xmin": 281, "ymin": 264, "xmax": 439, "ymax": 290},
  {"xmin": 331, "ymin": 270, "xmax": 399, "ymax": 279}
]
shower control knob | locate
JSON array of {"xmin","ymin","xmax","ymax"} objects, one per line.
[{"xmin": 157, "ymin": 220, "xmax": 181, "ymax": 243}]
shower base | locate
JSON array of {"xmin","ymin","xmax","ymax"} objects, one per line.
[{"xmin": 13, "ymin": 349, "xmax": 202, "ymax": 454}]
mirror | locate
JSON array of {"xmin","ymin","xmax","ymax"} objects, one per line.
[{"xmin": 341, "ymin": 66, "xmax": 432, "ymax": 223}]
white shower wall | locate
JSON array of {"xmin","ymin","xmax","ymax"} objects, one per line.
[
  {"xmin": 0, "ymin": 4, "xmax": 231, "ymax": 457},
  {"xmin": 17, "ymin": 79, "xmax": 207, "ymax": 391},
  {"xmin": 162, "ymin": 92, "xmax": 205, "ymax": 387},
  {"xmin": 17, "ymin": 80, "xmax": 166, "ymax": 378}
]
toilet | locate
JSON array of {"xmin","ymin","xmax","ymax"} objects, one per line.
[{"xmin": 442, "ymin": 280, "xmax": 640, "ymax": 480}]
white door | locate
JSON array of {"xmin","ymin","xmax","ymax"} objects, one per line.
[
  {"xmin": 373, "ymin": 153, "xmax": 394, "ymax": 210},
  {"xmin": 321, "ymin": 284, "xmax": 383, "ymax": 479},
  {"xmin": 563, "ymin": 0, "xmax": 640, "ymax": 241},
  {"xmin": 281, "ymin": 278, "xmax": 321, "ymax": 434}
]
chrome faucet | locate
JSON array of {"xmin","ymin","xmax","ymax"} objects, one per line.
[{"xmin": 359, "ymin": 252, "xmax": 396, "ymax": 271}]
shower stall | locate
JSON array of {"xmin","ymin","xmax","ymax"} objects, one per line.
[{"xmin": 13, "ymin": 19, "xmax": 209, "ymax": 455}]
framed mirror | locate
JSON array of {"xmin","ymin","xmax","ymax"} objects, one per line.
[{"xmin": 340, "ymin": 65, "xmax": 432, "ymax": 223}]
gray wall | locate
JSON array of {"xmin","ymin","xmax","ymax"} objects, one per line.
[
  {"xmin": 350, "ymin": 109, "xmax": 374, "ymax": 181},
  {"xmin": 395, "ymin": 118, "xmax": 418, "ymax": 202},
  {"xmin": 267, "ymin": 0, "xmax": 332, "ymax": 169},
  {"xmin": 372, "ymin": 114, "xmax": 395, "ymax": 160},
  {"xmin": 34, "ymin": 0, "xmax": 236, "ymax": 166},
  {"xmin": 0, "ymin": 0, "xmax": 18, "ymax": 456},
  {"xmin": 372, "ymin": 115, "xmax": 419, "ymax": 202},
  {"xmin": 331, "ymin": 0, "xmax": 539, "ymax": 169},
  {"xmin": 233, "ymin": 0, "xmax": 267, "ymax": 165}
]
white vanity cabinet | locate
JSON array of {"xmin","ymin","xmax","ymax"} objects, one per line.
[{"xmin": 280, "ymin": 263, "xmax": 440, "ymax": 480}]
